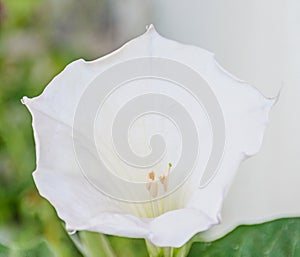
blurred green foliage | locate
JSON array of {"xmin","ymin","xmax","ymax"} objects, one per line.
[
  {"xmin": 1, "ymin": 1, "xmax": 300, "ymax": 257},
  {"xmin": 0, "ymin": 1, "xmax": 150, "ymax": 256},
  {"xmin": 0, "ymin": 1, "xmax": 120, "ymax": 256}
]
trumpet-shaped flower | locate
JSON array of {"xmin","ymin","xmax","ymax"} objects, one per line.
[{"xmin": 22, "ymin": 25, "xmax": 274, "ymax": 248}]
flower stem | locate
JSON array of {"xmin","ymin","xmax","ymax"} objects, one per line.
[
  {"xmin": 79, "ymin": 231, "xmax": 118, "ymax": 257},
  {"xmin": 145, "ymin": 240, "xmax": 192, "ymax": 257}
]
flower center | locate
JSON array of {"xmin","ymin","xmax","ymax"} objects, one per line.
[{"xmin": 146, "ymin": 163, "xmax": 173, "ymax": 217}]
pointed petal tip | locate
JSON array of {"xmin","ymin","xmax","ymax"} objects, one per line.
[
  {"xmin": 67, "ymin": 229, "xmax": 77, "ymax": 235},
  {"xmin": 21, "ymin": 96, "xmax": 29, "ymax": 105},
  {"xmin": 270, "ymin": 85, "xmax": 283, "ymax": 106},
  {"xmin": 145, "ymin": 24, "xmax": 160, "ymax": 36},
  {"xmin": 217, "ymin": 212, "xmax": 222, "ymax": 223},
  {"xmin": 145, "ymin": 24, "xmax": 155, "ymax": 31},
  {"xmin": 21, "ymin": 96, "xmax": 37, "ymax": 107},
  {"xmin": 32, "ymin": 169, "xmax": 39, "ymax": 179}
]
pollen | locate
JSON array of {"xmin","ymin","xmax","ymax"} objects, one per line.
[{"xmin": 148, "ymin": 170, "xmax": 155, "ymax": 181}]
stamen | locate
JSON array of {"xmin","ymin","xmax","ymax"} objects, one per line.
[
  {"xmin": 159, "ymin": 174, "xmax": 168, "ymax": 192},
  {"xmin": 145, "ymin": 164, "xmax": 173, "ymax": 217},
  {"xmin": 146, "ymin": 170, "xmax": 158, "ymax": 198},
  {"xmin": 159, "ymin": 163, "xmax": 172, "ymax": 192}
]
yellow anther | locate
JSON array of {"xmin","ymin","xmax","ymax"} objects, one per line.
[{"xmin": 148, "ymin": 170, "xmax": 155, "ymax": 181}]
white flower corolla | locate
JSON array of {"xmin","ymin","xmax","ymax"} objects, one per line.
[{"xmin": 22, "ymin": 25, "xmax": 274, "ymax": 248}]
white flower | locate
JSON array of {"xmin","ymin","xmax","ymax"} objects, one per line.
[{"xmin": 22, "ymin": 25, "xmax": 274, "ymax": 248}]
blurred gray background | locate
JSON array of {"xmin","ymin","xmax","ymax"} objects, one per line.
[{"xmin": 0, "ymin": 0, "xmax": 299, "ymax": 255}]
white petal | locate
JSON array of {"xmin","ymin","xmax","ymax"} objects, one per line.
[
  {"xmin": 23, "ymin": 25, "xmax": 273, "ymax": 247},
  {"xmin": 148, "ymin": 208, "xmax": 218, "ymax": 247},
  {"xmin": 24, "ymin": 95, "xmax": 150, "ymax": 239}
]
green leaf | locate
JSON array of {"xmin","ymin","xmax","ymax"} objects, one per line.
[
  {"xmin": 188, "ymin": 218, "xmax": 300, "ymax": 257},
  {"xmin": 0, "ymin": 243, "xmax": 10, "ymax": 257}
]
